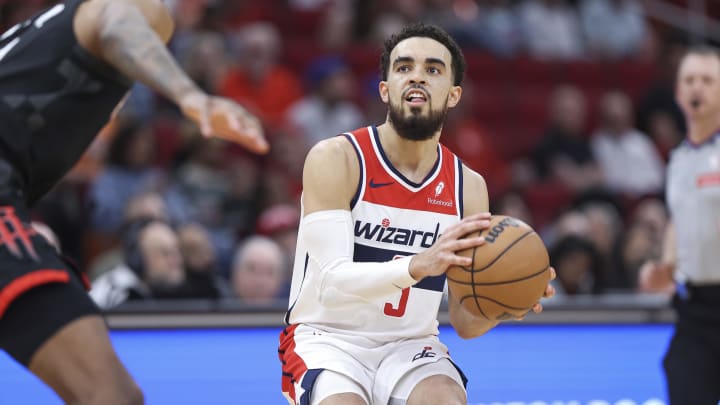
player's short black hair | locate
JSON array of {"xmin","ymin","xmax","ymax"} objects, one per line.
[{"xmin": 380, "ymin": 22, "xmax": 466, "ymax": 86}]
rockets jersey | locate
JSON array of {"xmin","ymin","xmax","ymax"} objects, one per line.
[
  {"xmin": 667, "ymin": 133, "xmax": 720, "ymax": 284},
  {"xmin": 0, "ymin": 0, "xmax": 131, "ymax": 204},
  {"xmin": 285, "ymin": 126, "xmax": 463, "ymax": 341}
]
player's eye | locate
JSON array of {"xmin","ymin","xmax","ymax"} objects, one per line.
[
  {"xmin": 427, "ymin": 66, "xmax": 440, "ymax": 74},
  {"xmin": 397, "ymin": 65, "xmax": 411, "ymax": 72}
]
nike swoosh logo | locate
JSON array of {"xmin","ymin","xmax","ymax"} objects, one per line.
[{"xmin": 369, "ymin": 178, "xmax": 394, "ymax": 188}]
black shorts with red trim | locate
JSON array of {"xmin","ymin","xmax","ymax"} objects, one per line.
[{"xmin": 0, "ymin": 199, "xmax": 98, "ymax": 366}]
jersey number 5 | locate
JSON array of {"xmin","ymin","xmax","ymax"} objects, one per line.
[{"xmin": 383, "ymin": 254, "xmax": 411, "ymax": 317}]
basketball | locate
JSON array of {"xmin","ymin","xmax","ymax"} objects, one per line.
[{"xmin": 447, "ymin": 215, "xmax": 551, "ymax": 321}]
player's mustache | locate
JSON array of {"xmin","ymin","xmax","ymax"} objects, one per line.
[{"xmin": 402, "ymin": 84, "xmax": 430, "ymax": 101}]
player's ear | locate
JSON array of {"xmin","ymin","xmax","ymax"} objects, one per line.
[
  {"xmin": 447, "ymin": 85, "xmax": 462, "ymax": 108},
  {"xmin": 379, "ymin": 81, "xmax": 389, "ymax": 104}
]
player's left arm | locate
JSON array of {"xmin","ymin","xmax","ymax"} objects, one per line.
[
  {"xmin": 73, "ymin": 0, "xmax": 267, "ymax": 154},
  {"xmin": 447, "ymin": 166, "xmax": 499, "ymax": 338},
  {"xmin": 448, "ymin": 166, "xmax": 556, "ymax": 339}
]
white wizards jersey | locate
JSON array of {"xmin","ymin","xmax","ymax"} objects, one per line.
[
  {"xmin": 667, "ymin": 133, "xmax": 720, "ymax": 284},
  {"xmin": 285, "ymin": 126, "xmax": 464, "ymax": 341}
]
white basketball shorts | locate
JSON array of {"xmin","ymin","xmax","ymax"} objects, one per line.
[{"xmin": 278, "ymin": 324, "xmax": 467, "ymax": 405}]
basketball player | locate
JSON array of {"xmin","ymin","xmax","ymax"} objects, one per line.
[
  {"xmin": 639, "ymin": 46, "xmax": 720, "ymax": 405},
  {"xmin": 278, "ymin": 23, "xmax": 556, "ymax": 405},
  {"xmin": 0, "ymin": 1, "xmax": 267, "ymax": 404}
]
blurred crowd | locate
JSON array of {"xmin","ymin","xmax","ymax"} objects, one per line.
[{"xmin": 2, "ymin": 0, "xmax": 717, "ymax": 307}]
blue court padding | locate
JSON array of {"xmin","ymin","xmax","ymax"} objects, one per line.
[{"xmin": 0, "ymin": 324, "xmax": 673, "ymax": 405}]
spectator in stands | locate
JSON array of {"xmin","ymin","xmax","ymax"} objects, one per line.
[
  {"xmin": 440, "ymin": 80, "xmax": 512, "ymax": 197},
  {"xmin": 219, "ymin": 22, "xmax": 303, "ymax": 129},
  {"xmin": 423, "ymin": 0, "xmax": 522, "ymax": 57},
  {"xmin": 550, "ymin": 235, "xmax": 603, "ymax": 295},
  {"xmin": 222, "ymin": 155, "xmax": 263, "ymax": 242},
  {"xmin": 230, "ymin": 236, "xmax": 288, "ymax": 305},
  {"xmin": 518, "ymin": 0, "xmax": 585, "ymax": 60},
  {"xmin": 174, "ymin": 223, "xmax": 232, "ymax": 299},
  {"xmin": 88, "ymin": 191, "xmax": 173, "ymax": 281},
  {"xmin": 579, "ymin": 0, "xmax": 647, "ymax": 60},
  {"xmin": 260, "ymin": 132, "xmax": 310, "ymax": 207},
  {"xmin": 590, "ymin": 91, "xmax": 665, "ymax": 198},
  {"xmin": 317, "ymin": 0, "xmax": 355, "ymax": 50},
  {"xmin": 492, "ymin": 191, "xmax": 534, "ymax": 227},
  {"xmin": 620, "ymin": 197, "xmax": 667, "ymax": 290},
  {"xmin": 581, "ymin": 201, "xmax": 626, "ymax": 289},
  {"xmin": 647, "ymin": 111, "xmax": 684, "ymax": 161},
  {"xmin": 369, "ymin": 0, "xmax": 427, "ymax": 45},
  {"xmin": 87, "ymin": 120, "xmax": 164, "ymax": 234},
  {"xmin": 255, "ymin": 203, "xmax": 301, "ymax": 283},
  {"xmin": 90, "ymin": 219, "xmax": 186, "ymax": 309},
  {"xmin": 477, "ymin": 0, "xmax": 523, "ymax": 57},
  {"xmin": 532, "ymin": 85, "xmax": 604, "ymax": 193},
  {"xmin": 173, "ymin": 135, "xmax": 237, "ymax": 270},
  {"xmin": 286, "ymin": 56, "xmax": 365, "ymax": 146},
  {"xmin": 180, "ymin": 31, "xmax": 231, "ymax": 93},
  {"xmin": 636, "ymin": 35, "xmax": 687, "ymax": 137}
]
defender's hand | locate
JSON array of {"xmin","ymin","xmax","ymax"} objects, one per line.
[{"xmin": 180, "ymin": 92, "xmax": 269, "ymax": 154}]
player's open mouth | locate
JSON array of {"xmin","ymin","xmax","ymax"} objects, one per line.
[
  {"xmin": 404, "ymin": 90, "xmax": 428, "ymax": 106},
  {"xmin": 690, "ymin": 98, "xmax": 703, "ymax": 109}
]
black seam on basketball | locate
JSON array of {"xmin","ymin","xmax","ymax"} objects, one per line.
[
  {"xmin": 446, "ymin": 264, "xmax": 550, "ymax": 286},
  {"xmin": 470, "ymin": 244, "xmax": 487, "ymax": 319},
  {"xmin": 459, "ymin": 292, "xmax": 490, "ymax": 320},
  {"xmin": 474, "ymin": 230, "xmax": 535, "ymax": 273}
]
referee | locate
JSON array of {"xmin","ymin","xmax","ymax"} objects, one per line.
[{"xmin": 639, "ymin": 46, "xmax": 720, "ymax": 405}]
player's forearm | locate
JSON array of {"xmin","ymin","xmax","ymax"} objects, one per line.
[
  {"xmin": 448, "ymin": 295, "xmax": 498, "ymax": 339},
  {"xmin": 303, "ymin": 210, "xmax": 418, "ymax": 306},
  {"xmin": 97, "ymin": 2, "xmax": 200, "ymax": 105}
]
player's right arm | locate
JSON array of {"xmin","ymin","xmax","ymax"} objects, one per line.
[
  {"xmin": 301, "ymin": 138, "xmax": 489, "ymax": 306},
  {"xmin": 638, "ymin": 221, "xmax": 676, "ymax": 294},
  {"xmin": 73, "ymin": 0, "xmax": 268, "ymax": 154}
]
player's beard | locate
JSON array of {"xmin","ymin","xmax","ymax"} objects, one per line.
[{"xmin": 388, "ymin": 94, "xmax": 448, "ymax": 141}]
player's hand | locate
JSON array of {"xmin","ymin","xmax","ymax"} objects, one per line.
[
  {"xmin": 409, "ymin": 212, "xmax": 491, "ymax": 281},
  {"xmin": 531, "ymin": 266, "xmax": 556, "ymax": 314},
  {"xmin": 638, "ymin": 261, "xmax": 675, "ymax": 294},
  {"xmin": 513, "ymin": 267, "xmax": 556, "ymax": 320},
  {"xmin": 179, "ymin": 92, "xmax": 269, "ymax": 154}
]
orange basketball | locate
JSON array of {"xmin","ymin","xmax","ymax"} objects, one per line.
[{"xmin": 447, "ymin": 215, "xmax": 551, "ymax": 321}]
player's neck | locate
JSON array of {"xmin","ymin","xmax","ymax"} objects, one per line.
[
  {"xmin": 687, "ymin": 114, "xmax": 720, "ymax": 144},
  {"xmin": 377, "ymin": 123, "xmax": 440, "ymax": 182}
]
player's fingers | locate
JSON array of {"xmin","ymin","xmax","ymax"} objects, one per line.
[
  {"xmin": 543, "ymin": 283, "xmax": 556, "ymax": 298},
  {"xmin": 548, "ymin": 266, "xmax": 557, "ymax": 280},
  {"xmin": 445, "ymin": 219, "xmax": 490, "ymax": 239},
  {"xmin": 227, "ymin": 110, "xmax": 243, "ymax": 133},
  {"xmin": 450, "ymin": 236, "xmax": 485, "ymax": 252},
  {"xmin": 464, "ymin": 212, "xmax": 491, "ymax": 221},
  {"xmin": 532, "ymin": 302, "xmax": 543, "ymax": 313},
  {"xmin": 199, "ymin": 99, "xmax": 213, "ymax": 138}
]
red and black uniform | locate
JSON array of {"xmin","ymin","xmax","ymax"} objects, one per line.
[{"xmin": 0, "ymin": 0, "xmax": 131, "ymax": 366}]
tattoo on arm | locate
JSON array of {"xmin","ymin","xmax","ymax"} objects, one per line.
[{"xmin": 98, "ymin": 3, "xmax": 199, "ymax": 103}]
